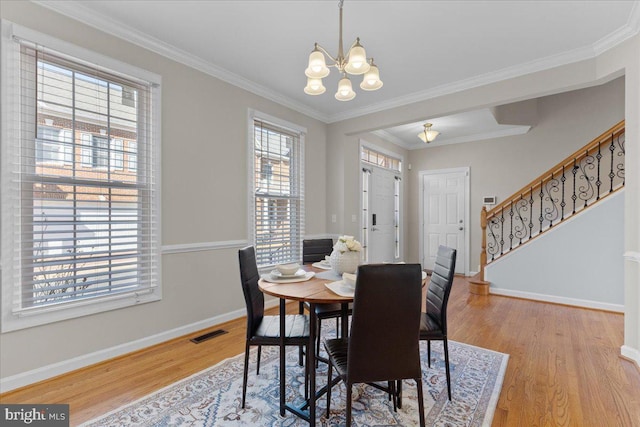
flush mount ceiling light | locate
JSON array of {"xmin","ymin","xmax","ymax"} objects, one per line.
[
  {"xmin": 418, "ymin": 123, "xmax": 440, "ymax": 143},
  {"xmin": 304, "ymin": 0, "xmax": 383, "ymax": 101}
]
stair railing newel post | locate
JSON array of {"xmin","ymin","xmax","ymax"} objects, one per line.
[{"xmin": 480, "ymin": 120, "xmax": 624, "ymax": 268}]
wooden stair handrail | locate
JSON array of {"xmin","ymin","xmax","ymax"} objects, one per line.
[{"xmin": 486, "ymin": 120, "xmax": 625, "ymax": 219}]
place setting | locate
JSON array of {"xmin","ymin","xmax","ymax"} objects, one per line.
[
  {"xmin": 324, "ymin": 272, "xmax": 357, "ymax": 297},
  {"xmin": 311, "ymin": 255, "xmax": 332, "ymax": 270},
  {"xmin": 261, "ymin": 263, "xmax": 315, "ymax": 283}
]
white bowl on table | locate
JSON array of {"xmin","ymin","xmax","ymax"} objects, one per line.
[
  {"xmin": 276, "ymin": 263, "xmax": 300, "ymax": 276},
  {"xmin": 342, "ymin": 272, "xmax": 357, "ymax": 290}
]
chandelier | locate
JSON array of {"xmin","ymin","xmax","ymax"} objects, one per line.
[
  {"xmin": 418, "ymin": 123, "xmax": 440, "ymax": 143},
  {"xmin": 304, "ymin": 0, "xmax": 383, "ymax": 101}
]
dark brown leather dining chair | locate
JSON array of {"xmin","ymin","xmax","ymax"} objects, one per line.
[
  {"xmin": 301, "ymin": 238, "xmax": 352, "ymax": 363},
  {"xmin": 302, "ymin": 238, "xmax": 334, "ymax": 263},
  {"xmin": 420, "ymin": 245, "xmax": 457, "ymax": 400},
  {"xmin": 324, "ymin": 263, "xmax": 426, "ymax": 427},
  {"xmin": 238, "ymin": 246, "xmax": 310, "ymax": 408}
]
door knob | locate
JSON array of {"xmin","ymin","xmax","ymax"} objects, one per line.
[{"xmin": 459, "ymin": 227, "xmax": 464, "ymax": 231}]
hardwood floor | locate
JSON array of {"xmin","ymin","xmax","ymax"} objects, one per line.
[{"xmin": 2, "ymin": 276, "xmax": 639, "ymax": 426}]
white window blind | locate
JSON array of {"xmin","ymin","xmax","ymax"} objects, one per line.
[
  {"xmin": 251, "ymin": 118, "xmax": 304, "ymax": 267},
  {"xmin": 1, "ymin": 25, "xmax": 161, "ymax": 330}
]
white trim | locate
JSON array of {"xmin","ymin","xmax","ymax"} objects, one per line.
[
  {"xmin": 490, "ymin": 287, "xmax": 625, "ymax": 313},
  {"xmin": 247, "ymin": 109, "xmax": 307, "ymax": 135},
  {"xmin": 161, "ymin": 240, "xmax": 248, "ymax": 255},
  {"xmin": 30, "ymin": 1, "xmax": 640, "ymax": 124},
  {"xmin": 372, "ymin": 125, "xmax": 531, "ymax": 151},
  {"xmin": 418, "ymin": 167, "xmax": 471, "ymax": 275},
  {"xmin": 623, "ymin": 251, "xmax": 640, "ymax": 263},
  {"xmin": 0, "ymin": 298, "xmax": 279, "ymax": 393},
  {"xmin": 7, "ymin": 20, "xmax": 160, "ymax": 85},
  {"xmin": 621, "ymin": 345, "xmax": 640, "ymax": 368}
]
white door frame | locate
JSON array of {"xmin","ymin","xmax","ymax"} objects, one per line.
[
  {"xmin": 359, "ymin": 139, "xmax": 405, "ymax": 262},
  {"xmin": 419, "ymin": 167, "xmax": 470, "ymax": 275}
]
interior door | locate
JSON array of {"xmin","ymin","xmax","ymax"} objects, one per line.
[
  {"xmin": 368, "ymin": 167, "xmax": 398, "ymax": 263},
  {"xmin": 422, "ymin": 171, "xmax": 466, "ymax": 274}
]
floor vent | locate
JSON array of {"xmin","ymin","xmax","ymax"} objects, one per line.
[{"xmin": 190, "ymin": 329, "xmax": 228, "ymax": 344}]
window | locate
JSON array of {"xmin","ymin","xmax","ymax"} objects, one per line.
[
  {"xmin": 1, "ymin": 23, "xmax": 161, "ymax": 331},
  {"xmin": 36, "ymin": 126, "xmax": 72, "ymax": 164},
  {"xmin": 250, "ymin": 113, "xmax": 305, "ymax": 267}
]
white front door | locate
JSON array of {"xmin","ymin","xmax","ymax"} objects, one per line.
[
  {"xmin": 368, "ymin": 167, "xmax": 398, "ymax": 263},
  {"xmin": 422, "ymin": 169, "xmax": 468, "ymax": 274}
]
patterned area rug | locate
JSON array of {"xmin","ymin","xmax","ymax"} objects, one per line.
[{"xmin": 82, "ymin": 337, "xmax": 508, "ymax": 427}]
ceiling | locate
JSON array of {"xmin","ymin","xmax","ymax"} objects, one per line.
[{"xmin": 35, "ymin": 1, "xmax": 639, "ymax": 145}]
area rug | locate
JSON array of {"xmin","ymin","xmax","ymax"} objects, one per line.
[{"xmin": 81, "ymin": 336, "xmax": 508, "ymax": 427}]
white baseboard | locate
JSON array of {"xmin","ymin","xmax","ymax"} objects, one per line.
[
  {"xmin": 0, "ymin": 298, "xmax": 279, "ymax": 393},
  {"xmin": 621, "ymin": 345, "xmax": 640, "ymax": 367},
  {"xmin": 489, "ymin": 287, "xmax": 624, "ymax": 313}
]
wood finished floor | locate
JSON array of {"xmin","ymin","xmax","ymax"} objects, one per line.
[{"xmin": 1, "ymin": 276, "xmax": 639, "ymax": 426}]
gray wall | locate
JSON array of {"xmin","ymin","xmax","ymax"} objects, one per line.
[
  {"xmin": 0, "ymin": 1, "xmax": 328, "ymax": 379},
  {"xmin": 486, "ymin": 191, "xmax": 624, "ymax": 308},
  {"xmin": 405, "ymin": 77, "xmax": 625, "ymax": 270}
]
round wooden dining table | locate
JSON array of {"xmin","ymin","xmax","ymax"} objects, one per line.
[{"xmin": 258, "ymin": 265, "xmax": 351, "ymax": 427}]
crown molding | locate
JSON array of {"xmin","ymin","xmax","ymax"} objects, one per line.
[
  {"xmin": 594, "ymin": 1, "xmax": 640, "ymax": 54},
  {"xmin": 32, "ymin": 0, "xmax": 640, "ymax": 126},
  {"xmin": 327, "ymin": 45, "xmax": 597, "ymax": 123},
  {"xmin": 328, "ymin": 3, "xmax": 640, "ymax": 124},
  {"xmin": 375, "ymin": 125, "xmax": 531, "ymax": 151},
  {"xmin": 370, "ymin": 130, "xmax": 411, "ymax": 149},
  {"xmin": 30, "ymin": 0, "xmax": 330, "ymax": 123}
]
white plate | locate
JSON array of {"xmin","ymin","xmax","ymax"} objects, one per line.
[
  {"xmin": 270, "ymin": 269, "xmax": 306, "ymax": 279},
  {"xmin": 261, "ymin": 271, "xmax": 315, "ymax": 284},
  {"xmin": 325, "ymin": 280, "xmax": 355, "ymax": 297},
  {"xmin": 422, "ymin": 271, "xmax": 427, "ymax": 281},
  {"xmin": 312, "ymin": 262, "xmax": 332, "ymax": 270}
]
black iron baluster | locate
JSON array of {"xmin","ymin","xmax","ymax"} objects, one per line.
[
  {"xmin": 487, "ymin": 217, "xmax": 500, "ymax": 262},
  {"xmin": 596, "ymin": 142, "xmax": 602, "ymax": 200},
  {"xmin": 509, "ymin": 201, "xmax": 514, "ymax": 250},
  {"xmin": 578, "ymin": 149, "xmax": 596, "ymax": 208},
  {"xmin": 609, "ymin": 133, "xmax": 615, "ymax": 193},
  {"xmin": 616, "ymin": 133, "xmax": 625, "ymax": 186},
  {"xmin": 560, "ymin": 166, "xmax": 566, "ymax": 220},
  {"xmin": 528, "ymin": 187, "xmax": 534, "ymax": 239},
  {"xmin": 514, "ymin": 195, "xmax": 528, "ymax": 245},
  {"xmin": 572, "ymin": 159, "xmax": 578, "ymax": 214},
  {"xmin": 544, "ymin": 173, "xmax": 559, "ymax": 228},
  {"xmin": 499, "ymin": 208, "xmax": 505, "ymax": 255},
  {"xmin": 539, "ymin": 180, "xmax": 544, "ymax": 233}
]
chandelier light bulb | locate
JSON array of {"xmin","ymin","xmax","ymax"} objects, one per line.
[
  {"xmin": 344, "ymin": 39, "xmax": 370, "ymax": 75},
  {"xmin": 304, "ymin": 77, "xmax": 326, "ymax": 95},
  {"xmin": 335, "ymin": 76, "xmax": 356, "ymax": 101},
  {"xmin": 360, "ymin": 60, "xmax": 383, "ymax": 91},
  {"xmin": 305, "ymin": 48, "xmax": 330, "ymax": 79}
]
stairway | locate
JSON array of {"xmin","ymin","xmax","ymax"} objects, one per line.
[{"xmin": 471, "ymin": 120, "xmax": 625, "ymax": 295}]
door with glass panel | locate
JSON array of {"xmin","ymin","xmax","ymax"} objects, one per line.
[{"xmin": 361, "ymin": 146, "xmax": 402, "ymax": 263}]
